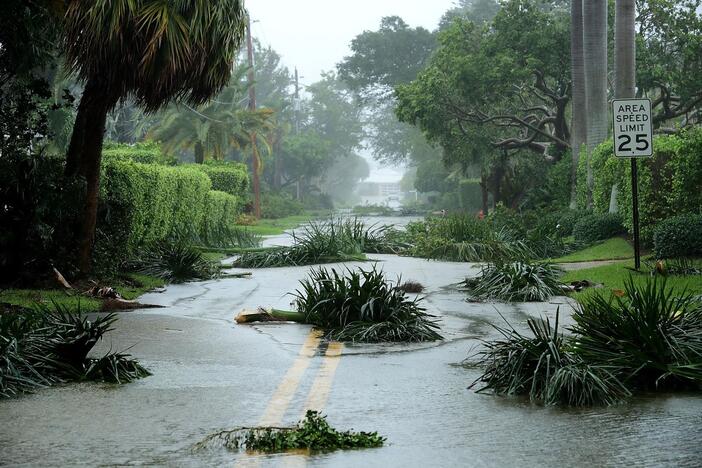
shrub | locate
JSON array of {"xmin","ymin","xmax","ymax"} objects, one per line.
[
  {"xmin": 653, "ymin": 214, "xmax": 702, "ymax": 259},
  {"xmin": 470, "ymin": 313, "xmax": 630, "ymax": 406},
  {"xmin": 465, "ymin": 261, "xmax": 564, "ymax": 302},
  {"xmin": 233, "ymin": 218, "xmax": 404, "ymax": 268},
  {"xmin": 571, "ymin": 277, "xmax": 702, "ymax": 390},
  {"xmin": 572, "ymin": 213, "xmax": 625, "ymax": 245},
  {"xmin": 102, "ymin": 141, "xmax": 177, "ymax": 165},
  {"xmin": 261, "ymin": 193, "xmax": 304, "ymax": 219},
  {"xmin": 134, "ymin": 243, "xmax": 220, "ymax": 283},
  {"xmin": 0, "ymin": 303, "xmax": 150, "ymax": 398},
  {"xmin": 556, "ymin": 209, "xmax": 591, "ymax": 237},
  {"xmin": 578, "ymin": 128, "xmax": 702, "ymax": 244},
  {"xmin": 195, "ymin": 161, "xmax": 249, "ymax": 196},
  {"xmin": 199, "ymin": 190, "xmax": 242, "ymax": 247},
  {"xmin": 406, "ymin": 215, "xmax": 532, "ymax": 263},
  {"xmin": 293, "ymin": 267, "xmax": 442, "ymax": 342},
  {"xmin": 99, "ymin": 158, "xmax": 212, "ymax": 258}
]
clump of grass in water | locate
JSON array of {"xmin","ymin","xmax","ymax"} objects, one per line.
[
  {"xmin": 135, "ymin": 242, "xmax": 221, "ymax": 283},
  {"xmin": 233, "ymin": 218, "xmax": 406, "ymax": 268},
  {"xmin": 194, "ymin": 410, "xmax": 385, "ymax": 453},
  {"xmin": 464, "ymin": 261, "xmax": 564, "ymax": 302},
  {"xmin": 471, "ymin": 277, "xmax": 702, "ymax": 406},
  {"xmin": 293, "ymin": 266, "xmax": 443, "ymax": 343},
  {"xmin": 0, "ymin": 302, "xmax": 150, "ymax": 398},
  {"xmin": 405, "ymin": 215, "xmax": 533, "ymax": 263}
]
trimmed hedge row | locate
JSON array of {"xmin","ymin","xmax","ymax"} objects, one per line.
[
  {"xmin": 102, "ymin": 141, "xmax": 177, "ymax": 165},
  {"xmin": 577, "ymin": 128, "xmax": 702, "ymax": 244},
  {"xmin": 99, "ymin": 158, "xmax": 242, "ymax": 257},
  {"xmin": 653, "ymin": 214, "xmax": 702, "ymax": 259},
  {"xmin": 573, "ymin": 213, "xmax": 625, "ymax": 245},
  {"xmin": 194, "ymin": 162, "xmax": 249, "ymax": 196}
]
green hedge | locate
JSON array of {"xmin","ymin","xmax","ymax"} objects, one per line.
[
  {"xmin": 102, "ymin": 141, "xmax": 177, "ymax": 165},
  {"xmin": 653, "ymin": 214, "xmax": 702, "ymax": 259},
  {"xmin": 573, "ymin": 213, "xmax": 625, "ymax": 245},
  {"xmin": 578, "ymin": 128, "xmax": 702, "ymax": 244},
  {"xmin": 194, "ymin": 162, "xmax": 249, "ymax": 196},
  {"xmin": 200, "ymin": 190, "xmax": 241, "ymax": 245},
  {"xmin": 262, "ymin": 193, "xmax": 304, "ymax": 219},
  {"xmin": 99, "ymin": 158, "xmax": 246, "ymax": 257}
]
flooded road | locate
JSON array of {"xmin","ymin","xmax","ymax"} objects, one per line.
[{"xmin": 1, "ymin": 217, "xmax": 701, "ymax": 467}]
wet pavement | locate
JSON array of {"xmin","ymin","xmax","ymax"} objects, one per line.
[{"xmin": 1, "ymin": 218, "xmax": 701, "ymax": 467}]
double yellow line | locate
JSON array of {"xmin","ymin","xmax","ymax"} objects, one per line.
[{"xmin": 236, "ymin": 329, "xmax": 344, "ymax": 466}]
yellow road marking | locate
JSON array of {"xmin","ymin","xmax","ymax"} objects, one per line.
[
  {"xmin": 258, "ymin": 329, "xmax": 322, "ymax": 427},
  {"xmin": 303, "ymin": 342, "xmax": 344, "ymax": 414}
]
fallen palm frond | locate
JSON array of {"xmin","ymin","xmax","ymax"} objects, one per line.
[
  {"xmin": 193, "ymin": 410, "xmax": 385, "ymax": 453},
  {"xmin": 464, "ymin": 261, "xmax": 564, "ymax": 302},
  {"xmin": 292, "ymin": 266, "xmax": 442, "ymax": 343},
  {"xmin": 0, "ymin": 302, "xmax": 150, "ymax": 398}
]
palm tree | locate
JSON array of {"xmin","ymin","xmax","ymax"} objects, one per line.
[
  {"xmin": 569, "ymin": 0, "xmax": 587, "ymax": 209},
  {"xmin": 615, "ymin": 0, "xmax": 636, "ymax": 99},
  {"xmin": 61, "ymin": 1, "xmax": 247, "ymax": 274},
  {"xmin": 149, "ymin": 76, "xmax": 275, "ymax": 164},
  {"xmin": 582, "ymin": 0, "xmax": 609, "ymax": 208}
]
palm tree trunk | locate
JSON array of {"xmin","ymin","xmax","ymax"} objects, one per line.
[
  {"xmin": 583, "ymin": 0, "xmax": 609, "ymax": 209},
  {"xmin": 194, "ymin": 141, "xmax": 205, "ymax": 164},
  {"xmin": 570, "ymin": 0, "xmax": 587, "ymax": 209},
  {"xmin": 65, "ymin": 76, "xmax": 119, "ymax": 275},
  {"xmin": 615, "ymin": 0, "xmax": 636, "ymax": 100}
]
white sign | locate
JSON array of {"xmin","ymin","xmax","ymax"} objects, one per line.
[{"xmin": 612, "ymin": 98, "xmax": 653, "ymax": 158}]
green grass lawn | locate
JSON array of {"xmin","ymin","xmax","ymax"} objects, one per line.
[
  {"xmin": 236, "ymin": 213, "xmax": 327, "ymax": 236},
  {"xmin": 554, "ymin": 237, "xmax": 634, "ymax": 263},
  {"xmin": 561, "ymin": 260, "xmax": 702, "ymax": 298},
  {"xmin": 0, "ymin": 273, "xmax": 165, "ymax": 312}
]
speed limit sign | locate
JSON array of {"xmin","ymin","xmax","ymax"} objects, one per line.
[{"xmin": 612, "ymin": 98, "xmax": 653, "ymax": 158}]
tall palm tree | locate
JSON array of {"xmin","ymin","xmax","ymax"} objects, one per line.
[
  {"xmin": 149, "ymin": 76, "xmax": 275, "ymax": 164},
  {"xmin": 582, "ymin": 0, "xmax": 609, "ymax": 208},
  {"xmin": 615, "ymin": 0, "xmax": 636, "ymax": 99},
  {"xmin": 569, "ymin": 0, "xmax": 587, "ymax": 209},
  {"xmin": 61, "ymin": 1, "xmax": 247, "ymax": 274}
]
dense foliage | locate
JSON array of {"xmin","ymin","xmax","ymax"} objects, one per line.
[
  {"xmin": 195, "ymin": 411, "xmax": 385, "ymax": 453},
  {"xmin": 572, "ymin": 213, "xmax": 625, "ymax": 245},
  {"xmin": 293, "ymin": 267, "xmax": 442, "ymax": 342},
  {"xmin": 578, "ymin": 128, "xmax": 702, "ymax": 244},
  {"xmin": 1, "ymin": 303, "xmax": 149, "ymax": 398},
  {"xmin": 653, "ymin": 214, "xmax": 702, "ymax": 260},
  {"xmin": 465, "ymin": 261, "xmax": 563, "ymax": 302},
  {"xmin": 133, "ymin": 243, "xmax": 220, "ymax": 284},
  {"xmin": 472, "ymin": 278, "xmax": 702, "ymax": 406}
]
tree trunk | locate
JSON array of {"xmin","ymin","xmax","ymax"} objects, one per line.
[
  {"xmin": 615, "ymin": 0, "xmax": 636, "ymax": 100},
  {"xmin": 583, "ymin": 0, "xmax": 608, "ymax": 209},
  {"xmin": 65, "ymin": 76, "xmax": 118, "ymax": 275},
  {"xmin": 569, "ymin": 0, "xmax": 587, "ymax": 209},
  {"xmin": 194, "ymin": 141, "xmax": 205, "ymax": 164},
  {"xmin": 480, "ymin": 174, "xmax": 489, "ymax": 216}
]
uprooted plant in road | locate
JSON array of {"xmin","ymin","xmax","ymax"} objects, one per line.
[
  {"xmin": 469, "ymin": 277, "xmax": 702, "ymax": 406},
  {"xmin": 194, "ymin": 410, "xmax": 385, "ymax": 453},
  {"xmin": 232, "ymin": 218, "xmax": 408, "ymax": 268},
  {"xmin": 0, "ymin": 302, "xmax": 150, "ymax": 398},
  {"xmin": 237, "ymin": 266, "xmax": 443, "ymax": 343},
  {"xmin": 464, "ymin": 261, "xmax": 564, "ymax": 302}
]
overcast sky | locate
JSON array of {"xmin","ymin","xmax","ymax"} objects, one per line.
[
  {"xmin": 247, "ymin": 0, "xmax": 456, "ymax": 182},
  {"xmin": 247, "ymin": 0, "xmax": 455, "ymax": 85}
]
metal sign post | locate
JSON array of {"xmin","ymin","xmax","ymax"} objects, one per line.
[{"xmin": 612, "ymin": 98, "xmax": 653, "ymax": 270}]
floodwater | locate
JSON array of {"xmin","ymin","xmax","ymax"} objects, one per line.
[{"xmin": 1, "ymin": 217, "xmax": 700, "ymax": 467}]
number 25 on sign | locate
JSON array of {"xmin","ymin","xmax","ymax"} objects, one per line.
[{"xmin": 612, "ymin": 98, "xmax": 653, "ymax": 158}]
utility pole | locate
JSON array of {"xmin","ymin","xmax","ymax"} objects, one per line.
[
  {"xmin": 246, "ymin": 13, "xmax": 261, "ymax": 219},
  {"xmin": 294, "ymin": 67, "xmax": 302, "ymax": 200}
]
